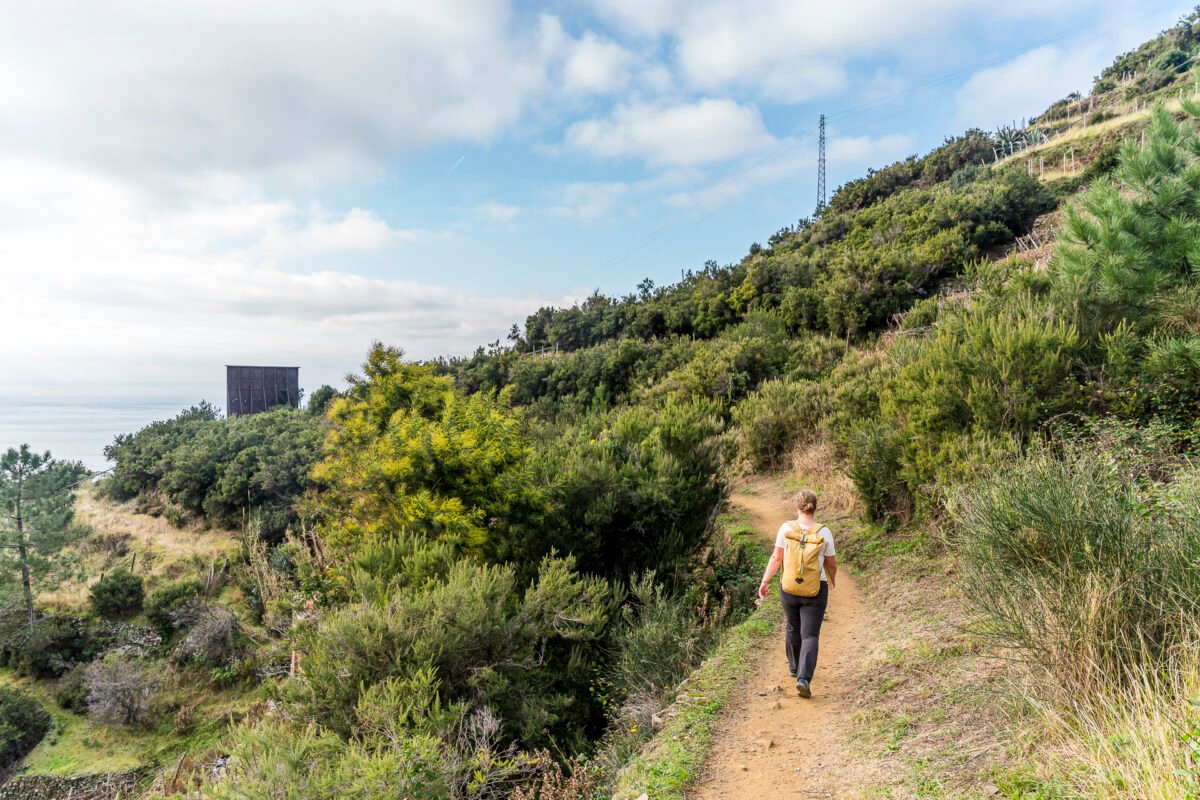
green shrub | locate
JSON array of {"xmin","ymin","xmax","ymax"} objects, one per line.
[
  {"xmin": 525, "ymin": 399, "xmax": 728, "ymax": 580},
  {"xmin": 203, "ymin": 708, "xmax": 533, "ymax": 800},
  {"xmin": 145, "ymin": 579, "xmax": 203, "ymax": 636},
  {"xmin": 0, "ymin": 687, "xmax": 51, "ymax": 771},
  {"xmin": 946, "ymin": 433, "xmax": 1200, "ymax": 695},
  {"xmin": 89, "ymin": 570, "xmax": 144, "ymax": 618},
  {"xmin": 0, "ymin": 614, "xmax": 94, "ymax": 678},
  {"xmin": 607, "ymin": 574, "xmax": 718, "ymax": 699},
  {"xmin": 163, "ymin": 505, "xmax": 185, "ymax": 528},
  {"xmin": 859, "ymin": 291, "xmax": 1081, "ymax": 519},
  {"xmin": 103, "ymin": 404, "xmax": 322, "ymax": 539},
  {"xmin": 55, "ymin": 665, "xmax": 89, "ymax": 713},
  {"xmin": 822, "ymin": 349, "xmax": 888, "ymax": 451},
  {"xmin": 733, "ymin": 378, "xmax": 823, "ymax": 470},
  {"xmin": 298, "ymin": 551, "xmax": 607, "ymax": 750},
  {"xmin": 845, "ymin": 419, "xmax": 910, "ymax": 523}
]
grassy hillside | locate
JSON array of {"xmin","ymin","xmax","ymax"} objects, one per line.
[{"xmin": 0, "ymin": 485, "xmax": 259, "ymax": 793}]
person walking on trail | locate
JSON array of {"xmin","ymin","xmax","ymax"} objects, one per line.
[{"xmin": 757, "ymin": 489, "xmax": 837, "ymax": 698}]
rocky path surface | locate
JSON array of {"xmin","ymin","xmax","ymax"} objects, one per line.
[{"xmin": 690, "ymin": 489, "xmax": 883, "ymax": 800}]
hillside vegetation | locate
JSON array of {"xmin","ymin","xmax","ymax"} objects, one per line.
[{"xmin": 4, "ymin": 11, "xmax": 1200, "ymax": 800}]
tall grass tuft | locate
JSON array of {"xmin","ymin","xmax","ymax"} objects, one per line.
[
  {"xmin": 946, "ymin": 424, "xmax": 1200, "ymax": 697},
  {"xmin": 1029, "ymin": 640, "xmax": 1200, "ymax": 799},
  {"xmin": 948, "ymin": 423, "xmax": 1200, "ymax": 797}
]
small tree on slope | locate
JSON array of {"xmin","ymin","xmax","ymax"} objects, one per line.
[{"xmin": 0, "ymin": 445, "xmax": 87, "ymax": 631}]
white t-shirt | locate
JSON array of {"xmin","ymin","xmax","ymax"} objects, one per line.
[{"xmin": 775, "ymin": 521, "xmax": 836, "ymax": 582}]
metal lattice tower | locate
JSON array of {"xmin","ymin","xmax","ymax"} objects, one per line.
[{"xmin": 817, "ymin": 114, "xmax": 826, "ymax": 213}]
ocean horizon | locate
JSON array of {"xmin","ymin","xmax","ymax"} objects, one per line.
[{"xmin": 0, "ymin": 395, "xmax": 215, "ymax": 471}]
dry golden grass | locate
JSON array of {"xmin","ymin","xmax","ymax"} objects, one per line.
[
  {"xmin": 1027, "ymin": 641, "xmax": 1200, "ymax": 799},
  {"xmin": 43, "ymin": 485, "xmax": 239, "ymax": 612},
  {"xmin": 996, "ymin": 100, "xmax": 1164, "ymax": 170},
  {"xmin": 788, "ymin": 438, "xmax": 862, "ymax": 517}
]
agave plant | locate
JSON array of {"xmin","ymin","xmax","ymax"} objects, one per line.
[
  {"xmin": 992, "ymin": 125, "xmax": 1022, "ymax": 156},
  {"xmin": 1024, "ymin": 127, "xmax": 1051, "ymax": 147}
]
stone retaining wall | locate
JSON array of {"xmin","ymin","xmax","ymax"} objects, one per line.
[{"xmin": 0, "ymin": 772, "xmax": 140, "ymax": 800}]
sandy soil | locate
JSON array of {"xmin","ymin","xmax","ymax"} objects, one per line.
[{"xmin": 690, "ymin": 488, "xmax": 884, "ymax": 800}]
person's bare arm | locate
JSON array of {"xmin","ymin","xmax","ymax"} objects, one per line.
[
  {"xmin": 758, "ymin": 547, "xmax": 784, "ymax": 599},
  {"xmin": 824, "ymin": 555, "xmax": 838, "ymax": 589}
]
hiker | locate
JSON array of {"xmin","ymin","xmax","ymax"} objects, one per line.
[{"xmin": 757, "ymin": 489, "xmax": 837, "ymax": 698}]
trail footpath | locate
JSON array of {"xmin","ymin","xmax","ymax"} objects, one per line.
[{"xmin": 689, "ymin": 489, "xmax": 883, "ymax": 800}]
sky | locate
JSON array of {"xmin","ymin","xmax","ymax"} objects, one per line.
[{"xmin": 0, "ymin": 0, "xmax": 1189, "ymax": 463}]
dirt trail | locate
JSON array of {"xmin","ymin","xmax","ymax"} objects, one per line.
[{"xmin": 690, "ymin": 488, "xmax": 882, "ymax": 800}]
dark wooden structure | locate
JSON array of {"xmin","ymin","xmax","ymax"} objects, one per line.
[{"xmin": 226, "ymin": 365, "xmax": 300, "ymax": 417}]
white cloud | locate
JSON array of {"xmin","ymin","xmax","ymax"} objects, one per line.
[
  {"xmin": 953, "ymin": 44, "xmax": 1108, "ymax": 130},
  {"xmin": 662, "ymin": 132, "xmax": 915, "ymax": 208},
  {"xmin": 0, "ymin": 158, "xmax": 556, "ymax": 393},
  {"xmin": 586, "ymin": 0, "xmax": 1143, "ymax": 104},
  {"xmin": 563, "ymin": 32, "xmax": 637, "ymax": 94},
  {"xmin": 829, "ymin": 132, "xmax": 917, "ymax": 163},
  {"xmin": 565, "ymin": 99, "xmax": 775, "ymax": 166},
  {"xmin": 475, "ymin": 202, "xmax": 523, "ymax": 225},
  {"xmin": 253, "ymin": 208, "xmax": 422, "ymax": 262},
  {"xmin": 585, "ymin": 0, "xmax": 686, "ymax": 37},
  {"xmin": 0, "ymin": 0, "xmax": 1172, "ymax": 425},
  {"xmin": 551, "ymin": 182, "xmax": 631, "ymax": 221},
  {"xmin": 0, "ymin": 1, "xmax": 551, "ymax": 188},
  {"xmin": 0, "ymin": 1, "xmax": 591, "ymax": 399}
]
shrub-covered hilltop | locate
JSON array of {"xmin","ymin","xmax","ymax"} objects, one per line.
[{"xmin": 5, "ymin": 12, "xmax": 1200, "ymax": 799}]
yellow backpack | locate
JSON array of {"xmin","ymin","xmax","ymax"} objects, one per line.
[{"xmin": 781, "ymin": 521, "xmax": 825, "ymax": 597}]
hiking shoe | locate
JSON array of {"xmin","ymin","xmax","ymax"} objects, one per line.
[{"xmin": 796, "ymin": 678, "xmax": 811, "ymax": 698}]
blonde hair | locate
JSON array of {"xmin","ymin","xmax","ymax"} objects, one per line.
[{"xmin": 794, "ymin": 490, "xmax": 818, "ymax": 515}]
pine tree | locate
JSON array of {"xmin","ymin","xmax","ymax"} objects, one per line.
[
  {"xmin": 0, "ymin": 446, "xmax": 87, "ymax": 630},
  {"xmin": 1054, "ymin": 105, "xmax": 1200, "ymax": 338}
]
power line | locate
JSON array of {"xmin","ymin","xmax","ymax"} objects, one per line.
[{"xmin": 68, "ymin": 466, "xmax": 113, "ymax": 489}]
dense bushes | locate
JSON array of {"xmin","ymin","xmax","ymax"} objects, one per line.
[
  {"xmin": 0, "ymin": 687, "xmax": 50, "ymax": 772},
  {"xmin": 834, "ymin": 106, "xmax": 1200, "ymax": 521},
  {"xmin": 188, "ymin": 337, "xmax": 747, "ymax": 796},
  {"xmin": 606, "ymin": 574, "xmax": 721, "ymax": 698},
  {"xmin": 300, "ymin": 551, "xmax": 606, "ymax": 746},
  {"xmin": 734, "ymin": 378, "xmax": 823, "ymax": 469},
  {"xmin": 945, "ymin": 427, "xmax": 1200, "ymax": 798},
  {"xmin": 310, "ymin": 344, "xmax": 544, "ymax": 559},
  {"xmin": 88, "ymin": 570, "xmax": 144, "ymax": 618},
  {"xmin": 825, "ymin": 130, "xmax": 995, "ymax": 215},
  {"xmin": 442, "ymin": 150, "xmax": 1053, "ymax": 410},
  {"xmin": 145, "ymin": 579, "xmax": 203, "ymax": 636},
  {"xmin": 521, "ymin": 399, "xmax": 727, "ymax": 581},
  {"xmin": 55, "ymin": 666, "xmax": 89, "ymax": 712},
  {"xmin": 0, "ymin": 613, "xmax": 93, "ymax": 678},
  {"xmin": 102, "ymin": 404, "xmax": 322, "ymax": 539}
]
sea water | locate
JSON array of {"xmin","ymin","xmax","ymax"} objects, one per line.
[{"xmin": 0, "ymin": 396, "xmax": 206, "ymax": 471}]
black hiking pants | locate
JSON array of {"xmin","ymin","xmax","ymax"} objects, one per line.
[{"xmin": 780, "ymin": 581, "xmax": 828, "ymax": 682}]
